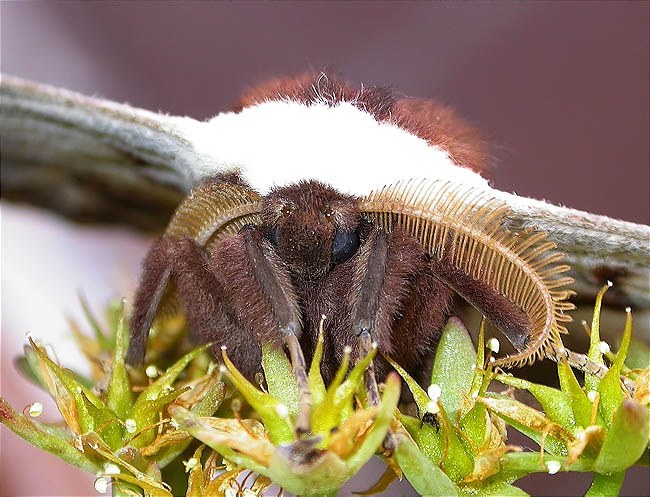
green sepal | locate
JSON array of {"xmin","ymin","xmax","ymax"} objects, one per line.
[
  {"xmin": 262, "ymin": 343, "xmax": 300, "ymax": 416},
  {"xmin": 479, "ymin": 394, "xmax": 573, "ymax": 456},
  {"xmin": 399, "ymin": 413, "xmax": 443, "ymax": 465},
  {"xmin": 395, "ymin": 431, "xmax": 459, "ymax": 497},
  {"xmin": 129, "ymin": 388, "xmax": 188, "ymax": 448},
  {"xmin": 460, "ymin": 479, "xmax": 530, "ymax": 496},
  {"xmin": 496, "ymin": 374, "xmax": 574, "ymax": 428},
  {"xmin": 430, "ymin": 317, "xmax": 477, "ymax": 422},
  {"xmin": 220, "ymin": 348, "xmax": 295, "ymax": 444},
  {"xmin": 28, "ymin": 336, "xmax": 103, "ymax": 434},
  {"xmin": 585, "ymin": 284, "xmax": 610, "ymax": 392},
  {"xmin": 557, "ymin": 360, "xmax": 597, "ymax": 428},
  {"xmin": 597, "ymin": 310, "xmax": 632, "ymax": 426},
  {"xmin": 307, "ymin": 325, "xmax": 327, "ymax": 408},
  {"xmin": 593, "ymin": 399, "xmax": 649, "ymax": 473},
  {"xmin": 585, "ymin": 471, "xmax": 625, "ymax": 497},
  {"xmin": 0, "ymin": 397, "xmax": 101, "ymax": 474},
  {"xmin": 106, "ymin": 302, "xmax": 132, "ymax": 419}
]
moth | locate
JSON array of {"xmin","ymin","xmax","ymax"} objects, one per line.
[{"xmin": 2, "ymin": 73, "xmax": 648, "ymax": 432}]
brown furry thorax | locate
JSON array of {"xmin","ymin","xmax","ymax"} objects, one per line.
[{"xmin": 261, "ymin": 180, "xmax": 361, "ymax": 281}]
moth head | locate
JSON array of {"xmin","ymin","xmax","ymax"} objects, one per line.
[{"xmin": 261, "ymin": 180, "xmax": 361, "ymax": 280}]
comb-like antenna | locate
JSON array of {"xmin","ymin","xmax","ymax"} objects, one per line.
[{"xmin": 360, "ymin": 178, "xmax": 575, "ymax": 367}]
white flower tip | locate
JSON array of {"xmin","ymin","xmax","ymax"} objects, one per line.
[
  {"xmin": 275, "ymin": 403, "xmax": 289, "ymax": 418},
  {"xmin": 145, "ymin": 365, "xmax": 159, "ymax": 378},
  {"xmin": 343, "ymin": 345, "xmax": 352, "ymax": 354},
  {"xmin": 598, "ymin": 341, "xmax": 610, "ymax": 354},
  {"xmin": 587, "ymin": 391, "xmax": 598, "ymax": 402},
  {"xmin": 625, "ymin": 307, "xmax": 631, "ymax": 313},
  {"xmin": 94, "ymin": 477, "xmax": 110, "ymax": 494},
  {"xmin": 125, "ymin": 419, "xmax": 137, "ymax": 433},
  {"xmin": 103, "ymin": 463, "xmax": 120, "ymax": 475},
  {"xmin": 321, "ymin": 314, "xmax": 327, "ymax": 320},
  {"xmin": 581, "ymin": 320, "xmax": 588, "ymax": 326},
  {"xmin": 220, "ymin": 345, "xmax": 227, "ymax": 351},
  {"xmin": 28, "ymin": 402, "xmax": 43, "ymax": 417},
  {"xmin": 183, "ymin": 458, "xmax": 198, "ymax": 472},
  {"xmin": 425, "ymin": 400, "xmax": 440, "ymax": 415},
  {"xmin": 371, "ymin": 341, "xmax": 378, "ymax": 349},
  {"xmin": 219, "ymin": 365, "xmax": 228, "ymax": 374},
  {"xmin": 489, "ymin": 356, "xmax": 496, "ymax": 364},
  {"xmin": 487, "ymin": 338, "xmax": 500, "ymax": 354},
  {"xmin": 427, "ymin": 383, "xmax": 442, "ymax": 401},
  {"xmin": 606, "ymin": 280, "xmax": 613, "ymax": 287},
  {"xmin": 546, "ymin": 460, "xmax": 561, "ymax": 475}
]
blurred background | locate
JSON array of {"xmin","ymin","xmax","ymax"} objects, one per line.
[{"xmin": 1, "ymin": 2, "xmax": 648, "ymax": 495}]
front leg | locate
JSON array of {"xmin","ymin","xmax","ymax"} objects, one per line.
[
  {"xmin": 349, "ymin": 227, "xmax": 456, "ymax": 402},
  {"xmin": 126, "ymin": 235, "xmax": 260, "ymax": 372},
  {"xmin": 209, "ymin": 228, "xmax": 311, "ymax": 434}
]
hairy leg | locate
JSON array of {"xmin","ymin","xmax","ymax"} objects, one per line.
[
  {"xmin": 210, "ymin": 227, "xmax": 311, "ymax": 434},
  {"xmin": 127, "ymin": 237, "xmax": 174, "ymax": 365}
]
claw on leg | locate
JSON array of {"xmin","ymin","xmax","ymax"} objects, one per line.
[{"xmin": 283, "ymin": 333, "xmax": 312, "ymax": 435}]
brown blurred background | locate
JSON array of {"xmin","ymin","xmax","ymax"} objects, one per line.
[{"xmin": 1, "ymin": 2, "xmax": 648, "ymax": 496}]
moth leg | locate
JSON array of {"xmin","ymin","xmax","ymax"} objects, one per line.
[
  {"xmin": 350, "ymin": 230, "xmax": 388, "ymax": 408},
  {"xmin": 127, "ymin": 237, "xmax": 174, "ymax": 365},
  {"xmin": 429, "ymin": 257, "xmax": 534, "ymax": 354},
  {"xmin": 127, "ymin": 235, "xmax": 251, "ymax": 368},
  {"xmin": 349, "ymin": 229, "xmax": 403, "ymax": 452},
  {"xmin": 221, "ymin": 228, "xmax": 311, "ymax": 435}
]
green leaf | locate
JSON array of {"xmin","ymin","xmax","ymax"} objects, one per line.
[
  {"xmin": 383, "ymin": 353, "xmax": 430, "ymax": 418},
  {"xmin": 460, "ymin": 479, "xmax": 530, "ymax": 496},
  {"xmin": 585, "ymin": 284, "xmax": 610, "ymax": 392},
  {"xmin": 307, "ymin": 325, "xmax": 327, "ymax": 408},
  {"xmin": 106, "ymin": 302, "xmax": 132, "ymax": 419},
  {"xmin": 399, "ymin": 413, "xmax": 443, "ymax": 465},
  {"xmin": 479, "ymin": 395, "xmax": 573, "ymax": 456},
  {"xmin": 133, "ymin": 344, "xmax": 209, "ymax": 408},
  {"xmin": 168, "ymin": 406, "xmax": 270, "ymax": 474},
  {"xmin": 395, "ymin": 432, "xmax": 459, "ymax": 497},
  {"xmin": 262, "ymin": 343, "xmax": 300, "ymax": 416},
  {"xmin": 585, "ymin": 471, "xmax": 625, "ymax": 497},
  {"xmin": 28, "ymin": 336, "xmax": 102, "ymax": 434},
  {"xmin": 344, "ymin": 373, "xmax": 401, "ymax": 472},
  {"xmin": 557, "ymin": 361, "xmax": 595, "ymax": 428},
  {"xmin": 594, "ymin": 399, "xmax": 649, "ymax": 473},
  {"xmin": 496, "ymin": 374, "xmax": 574, "ymax": 428},
  {"xmin": 598, "ymin": 309, "xmax": 631, "ymax": 426},
  {"xmin": 0, "ymin": 397, "xmax": 101, "ymax": 474},
  {"xmin": 430, "ymin": 317, "xmax": 477, "ymax": 421},
  {"xmin": 220, "ymin": 348, "xmax": 295, "ymax": 444},
  {"xmin": 130, "ymin": 388, "xmax": 188, "ymax": 448}
]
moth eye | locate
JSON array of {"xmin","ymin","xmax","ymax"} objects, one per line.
[
  {"xmin": 332, "ymin": 229, "xmax": 360, "ymax": 265},
  {"xmin": 323, "ymin": 207, "xmax": 334, "ymax": 221},
  {"xmin": 281, "ymin": 204, "xmax": 294, "ymax": 216}
]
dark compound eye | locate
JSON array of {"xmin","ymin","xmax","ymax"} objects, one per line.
[
  {"xmin": 332, "ymin": 229, "xmax": 360, "ymax": 265},
  {"xmin": 267, "ymin": 226, "xmax": 279, "ymax": 247}
]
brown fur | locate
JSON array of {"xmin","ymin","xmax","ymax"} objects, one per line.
[
  {"xmin": 234, "ymin": 71, "xmax": 489, "ymax": 175},
  {"xmin": 129, "ymin": 177, "xmax": 462, "ymax": 386}
]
